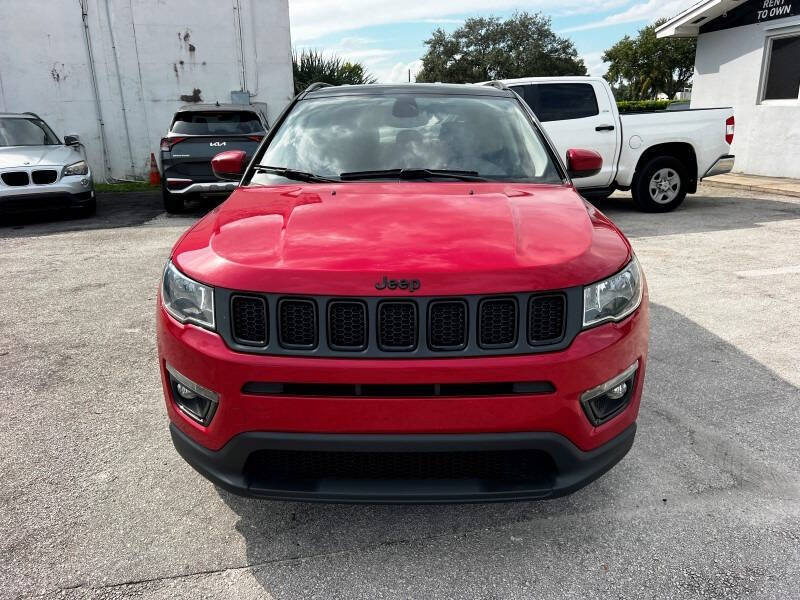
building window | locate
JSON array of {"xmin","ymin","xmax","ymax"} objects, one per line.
[{"xmin": 763, "ymin": 34, "xmax": 800, "ymax": 101}]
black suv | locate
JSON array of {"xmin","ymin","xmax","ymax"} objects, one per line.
[{"xmin": 159, "ymin": 104, "xmax": 268, "ymax": 213}]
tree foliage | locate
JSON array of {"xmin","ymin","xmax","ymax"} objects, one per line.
[
  {"xmin": 292, "ymin": 49, "xmax": 376, "ymax": 94},
  {"xmin": 416, "ymin": 12, "xmax": 587, "ymax": 83},
  {"xmin": 603, "ymin": 19, "xmax": 696, "ymax": 101}
]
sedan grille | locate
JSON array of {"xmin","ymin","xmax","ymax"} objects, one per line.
[
  {"xmin": 32, "ymin": 170, "xmax": 58, "ymax": 185},
  {"xmin": 1, "ymin": 171, "xmax": 29, "ymax": 186}
]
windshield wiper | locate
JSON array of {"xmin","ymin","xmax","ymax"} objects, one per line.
[
  {"xmin": 340, "ymin": 168, "xmax": 487, "ymax": 182},
  {"xmin": 253, "ymin": 165, "xmax": 338, "ymax": 183}
]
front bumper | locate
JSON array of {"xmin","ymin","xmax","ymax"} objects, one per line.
[
  {"xmin": 158, "ymin": 296, "xmax": 648, "ymax": 501},
  {"xmin": 0, "ymin": 173, "xmax": 94, "ymax": 214},
  {"xmin": 170, "ymin": 421, "xmax": 637, "ymax": 503}
]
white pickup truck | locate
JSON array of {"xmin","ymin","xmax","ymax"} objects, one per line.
[{"xmin": 496, "ymin": 77, "xmax": 735, "ymax": 212}]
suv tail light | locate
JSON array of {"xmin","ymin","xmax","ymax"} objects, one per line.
[
  {"xmin": 725, "ymin": 116, "xmax": 735, "ymax": 145},
  {"xmin": 248, "ymin": 135, "xmax": 264, "ymax": 142},
  {"xmin": 160, "ymin": 136, "xmax": 186, "ymax": 152}
]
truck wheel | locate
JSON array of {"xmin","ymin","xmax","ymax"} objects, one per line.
[
  {"xmin": 162, "ymin": 182, "xmax": 184, "ymax": 214},
  {"xmin": 632, "ymin": 157, "xmax": 688, "ymax": 213}
]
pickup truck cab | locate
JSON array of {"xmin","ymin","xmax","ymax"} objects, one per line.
[
  {"xmin": 498, "ymin": 77, "xmax": 735, "ymax": 212},
  {"xmin": 157, "ymin": 83, "xmax": 649, "ymax": 503}
]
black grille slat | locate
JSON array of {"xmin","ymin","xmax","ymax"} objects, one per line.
[
  {"xmin": 242, "ymin": 381, "xmax": 555, "ymax": 397},
  {"xmin": 528, "ymin": 295, "xmax": 566, "ymax": 344},
  {"xmin": 278, "ymin": 299, "xmax": 318, "ymax": 349},
  {"xmin": 1, "ymin": 171, "xmax": 29, "ymax": 187},
  {"xmin": 231, "ymin": 295, "xmax": 268, "ymax": 346},
  {"xmin": 328, "ymin": 301, "xmax": 367, "ymax": 350},
  {"xmin": 246, "ymin": 449, "xmax": 557, "ymax": 483},
  {"xmin": 377, "ymin": 302, "xmax": 417, "ymax": 351},
  {"xmin": 479, "ymin": 298, "xmax": 518, "ymax": 348},
  {"xmin": 428, "ymin": 301, "xmax": 467, "ymax": 350},
  {"xmin": 32, "ymin": 170, "xmax": 58, "ymax": 185}
]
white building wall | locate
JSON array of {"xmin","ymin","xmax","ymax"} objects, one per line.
[
  {"xmin": 691, "ymin": 16, "xmax": 800, "ymax": 178},
  {"xmin": 0, "ymin": 0, "xmax": 293, "ymax": 180}
]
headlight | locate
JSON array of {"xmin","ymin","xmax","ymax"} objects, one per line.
[
  {"xmin": 63, "ymin": 160, "xmax": 88, "ymax": 176},
  {"xmin": 162, "ymin": 261, "xmax": 215, "ymax": 330},
  {"xmin": 583, "ymin": 257, "xmax": 643, "ymax": 328}
]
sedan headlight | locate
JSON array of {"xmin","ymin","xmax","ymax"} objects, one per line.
[
  {"xmin": 63, "ymin": 160, "xmax": 88, "ymax": 176},
  {"xmin": 583, "ymin": 257, "xmax": 643, "ymax": 328},
  {"xmin": 162, "ymin": 261, "xmax": 215, "ymax": 330}
]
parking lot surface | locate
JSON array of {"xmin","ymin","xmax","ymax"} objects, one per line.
[{"xmin": 1, "ymin": 186, "xmax": 799, "ymax": 599}]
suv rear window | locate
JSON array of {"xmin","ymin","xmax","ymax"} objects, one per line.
[
  {"xmin": 170, "ymin": 111, "xmax": 263, "ymax": 135},
  {"xmin": 512, "ymin": 83, "xmax": 599, "ymax": 122}
]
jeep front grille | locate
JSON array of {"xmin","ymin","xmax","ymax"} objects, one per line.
[{"xmin": 222, "ymin": 290, "xmax": 577, "ymax": 358}]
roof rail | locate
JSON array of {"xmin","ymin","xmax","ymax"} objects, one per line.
[
  {"xmin": 304, "ymin": 82, "xmax": 334, "ymax": 93},
  {"xmin": 23, "ymin": 111, "xmax": 42, "ymax": 120},
  {"xmin": 481, "ymin": 81, "xmax": 510, "ymax": 91}
]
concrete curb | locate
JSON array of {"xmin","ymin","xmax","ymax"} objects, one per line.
[{"xmin": 702, "ymin": 180, "xmax": 800, "ymax": 199}]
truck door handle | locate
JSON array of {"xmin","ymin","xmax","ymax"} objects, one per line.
[{"xmin": 596, "ymin": 125, "xmax": 615, "ymax": 132}]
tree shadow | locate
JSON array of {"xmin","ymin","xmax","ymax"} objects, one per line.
[
  {"xmin": 215, "ymin": 303, "xmax": 800, "ymax": 598},
  {"xmin": 589, "ymin": 189, "xmax": 800, "ymax": 239},
  {"xmin": 0, "ymin": 191, "xmax": 225, "ymax": 239}
]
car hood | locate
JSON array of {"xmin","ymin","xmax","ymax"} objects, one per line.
[
  {"xmin": 0, "ymin": 145, "xmax": 78, "ymax": 169},
  {"xmin": 173, "ymin": 182, "xmax": 631, "ymax": 296}
]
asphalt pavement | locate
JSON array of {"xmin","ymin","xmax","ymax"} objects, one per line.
[{"xmin": 1, "ymin": 186, "xmax": 798, "ymax": 599}]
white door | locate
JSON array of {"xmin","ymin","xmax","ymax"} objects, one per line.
[{"xmin": 511, "ymin": 81, "xmax": 620, "ymax": 189}]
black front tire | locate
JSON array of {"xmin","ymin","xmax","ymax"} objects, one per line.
[
  {"xmin": 162, "ymin": 182, "xmax": 184, "ymax": 214},
  {"xmin": 632, "ymin": 156, "xmax": 688, "ymax": 213}
]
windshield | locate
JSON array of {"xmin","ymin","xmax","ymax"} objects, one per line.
[
  {"xmin": 170, "ymin": 111, "xmax": 264, "ymax": 135},
  {"xmin": 252, "ymin": 93, "xmax": 562, "ymax": 183},
  {"xmin": 0, "ymin": 118, "xmax": 60, "ymax": 146}
]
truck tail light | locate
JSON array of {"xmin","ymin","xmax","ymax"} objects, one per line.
[
  {"xmin": 160, "ymin": 136, "xmax": 186, "ymax": 152},
  {"xmin": 725, "ymin": 116, "xmax": 735, "ymax": 145}
]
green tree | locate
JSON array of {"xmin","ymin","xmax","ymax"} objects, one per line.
[
  {"xmin": 416, "ymin": 12, "xmax": 586, "ymax": 83},
  {"xmin": 603, "ymin": 19, "xmax": 696, "ymax": 101},
  {"xmin": 292, "ymin": 49, "xmax": 376, "ymax": 94}
]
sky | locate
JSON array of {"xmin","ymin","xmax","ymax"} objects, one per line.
[{"xmin": 287, "ymin": 0, "xmax": 698, "ymax": 82}]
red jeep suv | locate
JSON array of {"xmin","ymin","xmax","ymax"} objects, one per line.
[{"xmin": 157, "ymin": 83, "xmax": 649, "ymax": 503}]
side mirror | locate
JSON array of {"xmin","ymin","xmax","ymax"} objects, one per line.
[
  {"xmin": 566, "ymin": 149, "xmax": 603, "ymax": 179},
  {"xmin": 211, "ymin": 150, "xmax": 248, "ymax": 181},
  {"xmin": 64, "ymin": 134, "xmax": 81, "ymax": 146}
]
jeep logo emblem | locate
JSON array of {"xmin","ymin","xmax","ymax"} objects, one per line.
[{"xmin": 375, "ymin": 276, "xmax": 421, "ymax": 293}]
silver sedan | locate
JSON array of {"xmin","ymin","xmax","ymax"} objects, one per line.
[{"xmin": 0, "ymin": 112, "xmax": 95, "ymax": 216}]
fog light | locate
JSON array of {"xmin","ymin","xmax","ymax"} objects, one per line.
[
  {"xmin": 175, "ymin": 382, "xmax": 198, "ymax": 400},
  {"xmin": 166, "ymin": 364, "xmax": 219, "ymax": 426},
  {"xmin": 581, "ymin": 362, "xmax": 638, "ymax": 426},
  {"xmin": 606, "ymin": 382, "xmax": 628, "ymax": 401}
]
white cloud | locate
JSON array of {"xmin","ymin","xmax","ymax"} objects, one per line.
[
  {"xmin": 560, "ymin": 0, "xmax": 695, "ymax": 33},
  {"xmin": 288, "ymin": 0, "xmax": 652, "ymax": 41},
  {"xmin": 581, "ymin": 52, "xmax": 609, "ymax": 77}
]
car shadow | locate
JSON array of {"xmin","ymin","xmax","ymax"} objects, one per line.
[
  {"xmin": 0, "ymin": 191, "xmax": 226, "ymax": 239},
  {"xmin": 589, "ymin": 188, "xmax": 800, "ymax": 238},
  {"xmin": 214, "ymin": 303, "xmax": 800, "ymax": 597}
]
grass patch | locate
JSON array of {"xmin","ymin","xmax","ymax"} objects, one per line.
[{"xmin": 95, "ymin": 181, "xmax": 158, "ymax": 193}]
